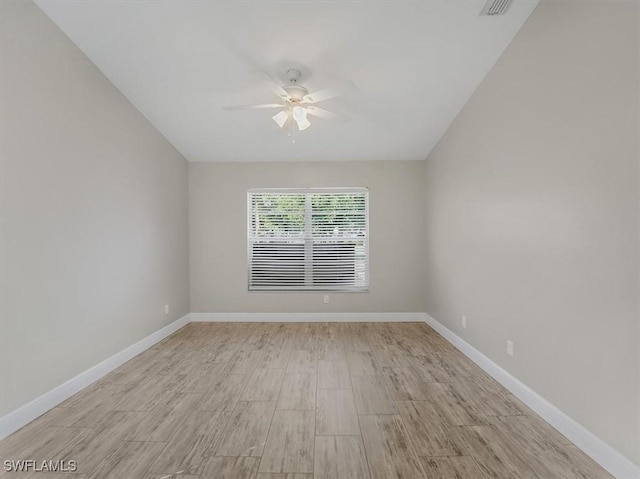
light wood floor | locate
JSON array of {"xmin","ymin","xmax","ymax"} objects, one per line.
[{"xmin": 0, "ymin": 322, "xmax": 611, "ymax": 479}]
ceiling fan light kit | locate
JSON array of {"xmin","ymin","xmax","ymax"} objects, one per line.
[{"xmin": 224, "ymin": 67, "xmax": 353, "ymax": 134}]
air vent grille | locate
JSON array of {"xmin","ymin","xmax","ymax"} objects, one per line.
[{"xmin": 480, "ymin": 0, "xmax": 513, "ymax": 16}]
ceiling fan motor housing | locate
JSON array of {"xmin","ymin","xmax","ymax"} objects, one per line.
[{"xmin": 284, "ymin": 85, "xmax": 308, "ymax": 102}]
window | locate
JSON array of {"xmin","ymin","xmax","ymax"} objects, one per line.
[{"xmin": 248, "ymin": 188, "xmax": 369, "ymax": 291}]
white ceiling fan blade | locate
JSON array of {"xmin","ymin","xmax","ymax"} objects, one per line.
[
  {"xmin": 223, "ymin": 103, "xmax": 283, "ymax": 111},
  {"xmin": 306, "ymin": 106, "xmax": 351, "ymax": 122},
  {"xmin": 302, "ymin": 80, "xmax": 356, "ymax": 104}
]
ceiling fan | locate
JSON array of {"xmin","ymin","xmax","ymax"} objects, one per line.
[{"xmin": 223, "ymin": 68, "xmax": 353, "ymax": 132}]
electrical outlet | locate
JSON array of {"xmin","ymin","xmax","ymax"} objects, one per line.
[
  {"xmin": 164, "ymin": 304, "xmax": 170, "ymax": 315},
  {"xmin": 462, "ymin": 315, "xmax": 467, "ymax": 329},
  {"xmin": 507, "ymin": 340, "xmax": 514, "ymax": 356},
  {"xmin": 323, "ymin": 295, "xmax": 329, "ymax": 304}
]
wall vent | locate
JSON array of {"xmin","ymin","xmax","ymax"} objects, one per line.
[{"xmin": 480, "ymin": 0, "xmax": 513, "ymax": 16}]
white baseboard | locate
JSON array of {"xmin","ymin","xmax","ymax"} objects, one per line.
[
  {"xmin": 190, "ymin": 312, "xmax": 426, "ymax": 323},
  {"xmin": 0, "ymin": 313, "xmax": 191, "ymax": 440},
  {"xmin": 423, "ymin": 313, "xmax": 639, "ymax": 479}
]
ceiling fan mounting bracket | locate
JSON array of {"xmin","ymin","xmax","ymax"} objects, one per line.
[{"xmin": 285, "ymin": 68, "xmax": 302, "ymax": 84}]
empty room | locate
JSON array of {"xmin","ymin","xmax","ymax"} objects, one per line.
[{"xmin": 1, "ymin": 0, "xmax": 638, "ymax": 478}]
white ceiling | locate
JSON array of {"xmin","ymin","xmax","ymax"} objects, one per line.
[{"xmin": 35, "ymin": 0, "xmax": 538, "ymax": 163}]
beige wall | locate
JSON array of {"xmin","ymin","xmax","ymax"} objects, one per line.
[
  {"xmin": 189, "ymin": 160, "xmax": 426, "ymax": 313},
  {"xmin": 0, "ymin": 1, "xmax": 190, "ymax": 415},
  {"xmin": 423, "ymin": 1, "xmax": 639, "ymax": 465}
]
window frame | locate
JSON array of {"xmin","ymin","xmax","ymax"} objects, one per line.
[{"xmin": 247, "ymin": 187, "xmax": 370, "ymax": 292}]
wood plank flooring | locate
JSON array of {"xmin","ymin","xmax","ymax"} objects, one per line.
[{"xmin": 0, "ymin": 322, "xmax": 612, "ymax": 478}]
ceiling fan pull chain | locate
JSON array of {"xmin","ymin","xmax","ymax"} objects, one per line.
[{"xmin": 288, "ymin": 116, "xmax": 295, "ymax": 143}]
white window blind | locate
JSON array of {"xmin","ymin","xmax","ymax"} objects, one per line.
[{"xmin": 248, "ymin": 188, "xmax": 369, "ymax": 291}]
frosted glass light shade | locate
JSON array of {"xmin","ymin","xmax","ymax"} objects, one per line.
[
  {"xmin": 272, "ymin": 110, "xmax": 289, "ymax": 128},
  {"xmin": 292, "ymin": 105, "xmax": 306, "ymax": 121},
  {"xmin": 296, "ymin": 116, "xmax": 311, "ymax": 130}
]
